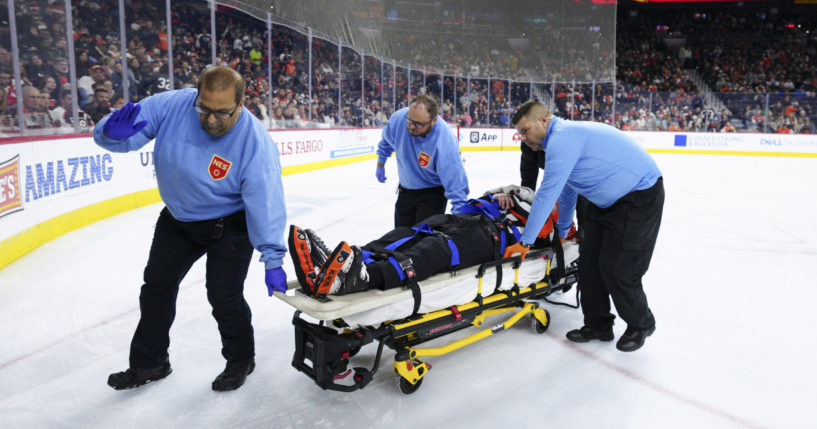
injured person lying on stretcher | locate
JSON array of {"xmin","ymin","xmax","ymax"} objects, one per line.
[{"xmin": 288, "ymin": 184, "xmax": 577, "ymax": 299}]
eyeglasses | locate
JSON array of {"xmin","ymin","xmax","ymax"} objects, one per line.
[
  {"xmin": 406, "ymin": 117, "xmax": 432, "ymax": 128},
  {"xmin": 193, "ymin": 93, "xmax": 240, "ymax": 120}
]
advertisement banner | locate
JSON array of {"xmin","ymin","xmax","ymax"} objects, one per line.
[
  {"xmin": 461, "ymin": 128, "xmax": 503, "ymax": 148},
  {"xmin": 0, "ymin": 138, "xmax": 158, "ymax": 242},
  {"xmin": 458, "ymin": 127, "xmax": 521, "ymax": 150},
  {"xmin": 0, "ymin": 154, "xmax": 24, "ymax": 219},
  {"xmin": 2, "ymin": 128, "xmax": 815, "ymax": 267},
  {"xmin": 271, "ymin": 128, "xmax": 380, "ymax": 166},
  {"xmin": 632, "ymin": 131, "xmax": 817, "ymax": 154}
]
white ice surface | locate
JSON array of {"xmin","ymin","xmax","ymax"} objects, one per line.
[{"xmin": 2, "ymin": 151, "xmax": 816, "ymax": 429}]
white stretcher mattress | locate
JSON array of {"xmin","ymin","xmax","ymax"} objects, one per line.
[{"xmin": 277, "ymin": 242, "xmax": 579, "ymax": 326}]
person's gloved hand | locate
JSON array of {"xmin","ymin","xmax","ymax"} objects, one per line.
[
  {"xmin": 375, "ymin": 164, "xmax": 387, "ymax": 183},
  {"xmin": 265, "ymin": 267, "xmax": 287, "ymax": 296},
  {"xmin": 503, "ymin": 242, "xmax": 530, "ymax": 260},
  {"xmin": 102, "ymin": 102, "xmax": 148, "ymax": 140}
]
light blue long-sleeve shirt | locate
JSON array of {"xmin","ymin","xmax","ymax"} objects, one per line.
[
  {"xmin": 376, "ymin": 107, "xmax": 470, "ymax": 213},
  {"xmin": 93, "ymin": 88, "xmax": 287, "ymax": 269},
  {"xmin": 520, "ymin": 117, "xmax": 662, "ymax": 243}
]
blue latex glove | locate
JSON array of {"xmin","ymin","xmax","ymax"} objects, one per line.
[
  {"xmin": 265, "ymin": 267, "xmax": 287, "ymax": 296},
  {"xmin": 375, "ymin": 165, "xmax": 387, "ymax": 183},
  {"xmin": 102, "ymin": 102, "xmax": 148, "ymax": 140}
]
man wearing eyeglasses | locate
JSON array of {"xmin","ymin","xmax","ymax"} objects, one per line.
[
  {"xmin": 375, "ymin": 94, "xmax": 470, "ymax": 228},
  {"xmin": 93, "ymin": 66, "xmax": 287, "ymax": 392}
]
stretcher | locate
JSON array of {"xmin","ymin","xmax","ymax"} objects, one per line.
[{"xmin": 276, "ymin": 241, "xmax": 579, "ymax": 394}]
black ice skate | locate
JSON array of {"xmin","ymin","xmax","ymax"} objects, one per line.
[
  {"xmin": 311, "ymin": 241, "xmax": 353, "ymax": 297},
  {"xmin": 334, "ymin": 246, "xmax": 370, "ymax": 295},
  {"xmin": 288, "ymin": 225, "xmax": 331, "ymax": 294}
]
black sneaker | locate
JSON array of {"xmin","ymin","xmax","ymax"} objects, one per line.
[
  {"xmin": 107, "ymin": 362, "xmax": 172, "ymax": 390},
  {"xmin": 565, "ymin": 325, "xmax": 615, "ymax": 343},
  {"xmin": 616, "ymin": 325, "xmax": 656, "ymax": 352},
  {"xmin": 212, "ymin": 359, "xmax": 255, "ymax": 391},
  {"xmin": 336, "ymin": 246, "xmax": 370, "ymax": 295}
]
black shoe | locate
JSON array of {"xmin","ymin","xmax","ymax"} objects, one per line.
[
  {"xmin": 337, "ymin": 246, "xmax": 370, "ymax": 295},
  {"xmin": 212, "ymin": 359, "xmax": 255, "ymax": 391},
  {"xmin": 107, "ymin": 362, "xmax": 172, "ymax": 390},
  {"xmin": 616, "ymin": 325, "xmax": 655, "ymax": 352},
  {"xmin": 566, "ymin": 325, "xmax": 615, "ymax": 343}
]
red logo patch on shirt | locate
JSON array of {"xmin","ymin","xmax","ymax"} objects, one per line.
[
  {"xmin": 418, "ymin": 151, "xmax": 430, "ymax": 168},
  {"xmin": 208, "ymin": 155, "xmax": 232, "ymax": 180}
]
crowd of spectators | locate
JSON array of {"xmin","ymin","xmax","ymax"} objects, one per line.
[
  {"xmin": 0, "ymin": 1, "xmax": 814, "ymax": 136},
  {"xmin": 614, "ymin": 6, "xmax": 815, "ymax": 133}
]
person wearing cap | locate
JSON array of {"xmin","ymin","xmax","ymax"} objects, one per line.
[
  {"xmin": 93, "ymin": 66, "xmax": 287, "ymax": 392},
  {"xmin": 506, "ymin": 100, "xmax": 663, "ymax": 353},
  {"xmin": 375, "ymin": 93, "xmax": 470, "ymax": 228},
  {"xmin": 77, "ymin": 65, "xmax": 106, "ymax": 105}
]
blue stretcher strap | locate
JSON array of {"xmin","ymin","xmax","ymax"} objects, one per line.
[
  {"xmin": 446, "ymin": 237, "xmax": 460, "ymax": 267},
  {"xmin": 458, "ymin": 196, "xmax": 502, "ymax": 219},
  {"xmin": 363, "ymin": 224, "xmax": 433, "ymax": 265},
  {"xmin": 384, "ymin": 223, "xmax": 434, "ymax": 252},
  {"xmin": 411, "ymin": 223, "xmax": 435, "ymax": 236},
  {"xmin": 510, "ymin": 224, "xmax": 521, "ymax": 241},
  {"xmin": 384, "ymin": 232, "xmax": 416, "ymax": 251},
  {"xmin": 365, "ymin": 222, "xmax": 460, "ymax": 278},
  {"xmin": 500, "ymin": 227, "xmax": 507, "ymax": 254},
  {"xmin": 387, "ymin": 256, "xmax": 406, "ymax": 281},
  {"xmin": 362, "ymin": 248, "xmax": 374, "ymax": 263}
]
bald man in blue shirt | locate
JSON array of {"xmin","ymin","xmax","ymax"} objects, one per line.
[
  {"xmin": 375, "ymin": 94, "xmax": 469, "ymax": 228},
  {"xmin": 94, "ymin": 66, "xmax": 286, "ymax": 391},
  {"xmin": 505, "ymin": 101, "xmax": 664, "ymax": 352}
]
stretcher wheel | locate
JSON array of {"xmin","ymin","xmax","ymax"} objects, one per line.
[
  {"xmin": 534, "ymin": 309, "xmax": 551, "ymax": 334},
  {"xmin": 396, "ymin": 374, "xmax": 423, "ymax": 394}
]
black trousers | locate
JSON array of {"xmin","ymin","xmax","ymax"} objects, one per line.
[
  {"xmin": 365, "ymin": 214, "xmax": 501, "ymax": 290},
  {"xmin": 129, "ymin": 207, "xmax": 255, "ymax": 368},
  {"xmin": 576, "ymin": 194, "xmax": 589, "ymax": 236},
  {"xmin": 394, "ymin": 184, "xmax": 447, "ymax": 228},
  {"xmin": 578, "ymin": 178, "xmax": 664, "ymax": 330}
]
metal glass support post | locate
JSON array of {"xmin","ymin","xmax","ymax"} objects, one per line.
[
  {"xmin": 165, "ymin": 0, "xmax": 173, "ymax": 90},
  {"xmin": 8, "ymin": 0, "xmax": 25, "ymax": 135},
  {"xmin": 308, "ymin": 27, "xmax": 313, "ymax": 124},
  {"xmin": 210, "ymin": 0, "xmax": 216, "ymax": 65},
  {"xmin": 337, "ymin": 43, "xmax": 342, "ymax": 123},
  {"xmin": 267, "ymin": 15, "xmax": 273, "ymax": 127},
  {"xmin": 591, "ymin": 80, "xmax": 596, "ymax": 122},
  {"xmin": 407, "ymin": 65, "xmax": 411, "ymax": 100},
  {"xmin": 65, "ymin": 0, "xmax": 81, "ymax": 132}
]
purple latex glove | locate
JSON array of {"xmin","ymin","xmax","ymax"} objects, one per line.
[
  {"xmin": 102, "ymin": 102, "xmax": 148, "ymax": 140},
  {"xmin": 265, "ymin": 267, "xmax": 287, "ymax": 296},
  {"xmin": 375, "ymin": 165, "xmax": 387, "ymax": 183}
]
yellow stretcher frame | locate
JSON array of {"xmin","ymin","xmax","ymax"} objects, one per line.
[{"xmin": 290, "ymin": 248, "xmax": 578, "ymax": 394}]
